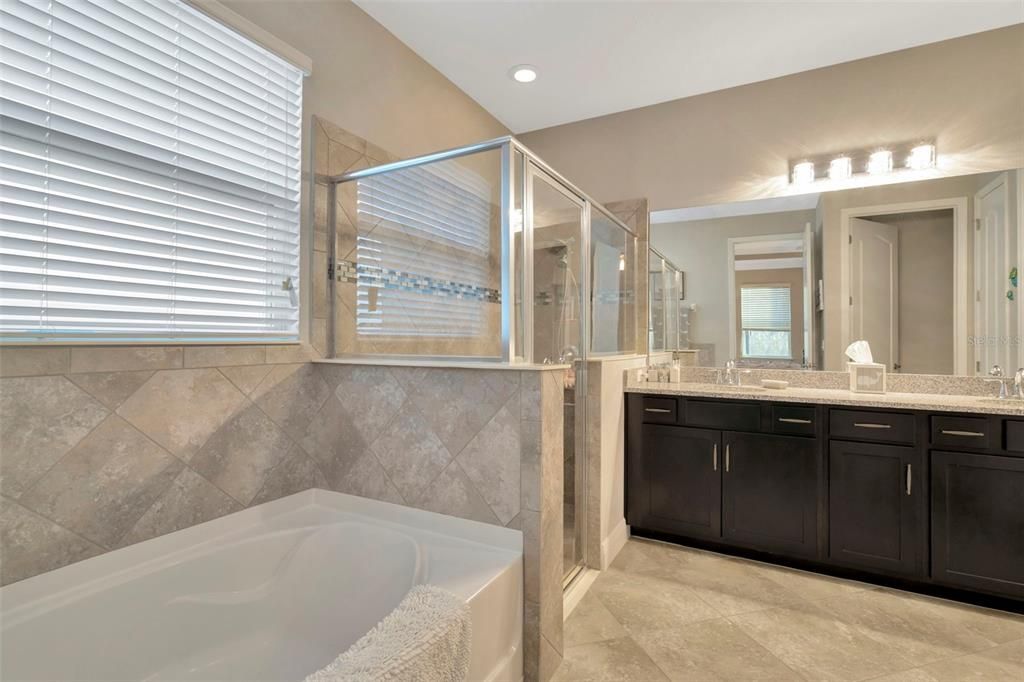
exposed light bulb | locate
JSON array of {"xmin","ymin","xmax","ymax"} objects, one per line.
[
  {"xmin": 791, "ymin": 161, "xmax": 815, "ymax": 185},
  {"xmin": 867, "ymin": 150, "xmax": 893, "ymax": 175},
  {"xmin": 829, "ymin": 156, "xmax": 852, "ymax": 182},
  {"xmin": 907, "ymin": 144, "xmax": 936, "ymax": 170},
  {"xmin": 509, "ymin": 65, "xmax": 537, "ymax": 83}
]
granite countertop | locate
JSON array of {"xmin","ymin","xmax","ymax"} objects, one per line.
[{"xmin": 626, "ymin": 380, "xmax": 1024, "ymax": 416}]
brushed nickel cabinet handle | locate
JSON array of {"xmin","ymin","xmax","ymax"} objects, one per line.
[
  {"xmin": 940, "ymin": 429, "xmax": 985, "ymax": 438},
  {"xmin": 905, "ymin": 463, "xmax": 912, "ymax": 496},
  {"xmin": 854, "ymin": 422, "xmax": 892, "ymax": 429},
  {"xmin": 713, "ymin": 444, "xmax": 718, "ymax": 471},
  {"xmin": 725, "ymin": 444, "xmax": 731, "ymax": 473},
  {"xmin": 645, "ymin": 407, "xmax": 672, "ymax": 413},
  {"xmin": 779, "ymin": 418, "xmax": 812, "ymax": 424}
]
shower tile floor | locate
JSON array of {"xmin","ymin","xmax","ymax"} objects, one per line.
[{"xmin": 555, "ymin": 538, "xmax": 1024, "ymax": 681}]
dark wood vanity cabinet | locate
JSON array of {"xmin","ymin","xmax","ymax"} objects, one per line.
[
  {"xmin": 721, "ymin": 431, "xmax": 818, "ymax": 558},
  {"xmin": 640, "ymin": 425, "xmax": 721, "ymax": 539},
  {"xmin": 828, "ymin": 440, "xmax": 924, "ymax": 577},
  {"xmin": 626, "ymin": 393, "xmax": 1024, "ymax": 608},
  {"xmin": 931, "ymin": 451, "xmax": 1024, "ymax": 598},
  {"xmin": 627, "ymin": 395, "xmax": 821, "ymax": 561}
]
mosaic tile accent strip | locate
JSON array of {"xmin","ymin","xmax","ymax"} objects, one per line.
[
  {"xmin": 336, "ymin": 259, "xmax": 501, "ymax": 303},
  {"xmin": 595, "ymin": 291, "xmax": 636, "ymax": 305}
]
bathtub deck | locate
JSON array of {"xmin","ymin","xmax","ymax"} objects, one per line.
[{"xmin": 0, "ymin": 490, "xmax": 523, "ymax": 682}]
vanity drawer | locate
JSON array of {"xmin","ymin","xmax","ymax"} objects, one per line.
[
  {"xmin": 772, "ymin": 405, "xmax": 816, "ymax": 436},
  {"xmin": 829, "ymin": 409, "xmax": 915, "ymax": 445},
  {"xmin": 685, "ymin": 399, "xmax": 760, "ymax": 431},
  {"xmin": 1004, "ymin": 421, "xmax": 1024, "ymax": 454},
  {"xmin": 641, "ymin": 396, "xmax": 678, "ymax": 424},
  {"xmin": 931, "ymin": 416, "xmax": 992, "ymax": 450}
]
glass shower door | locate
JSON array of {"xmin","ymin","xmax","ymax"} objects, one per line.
[{"xmin": 528, "ymin": 166, "xmax": 587, "ymax": 586}]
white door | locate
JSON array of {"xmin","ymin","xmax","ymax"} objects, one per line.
[
  {"xmin": 974, "ymin": 174, "xmax": 1012, "ymax": 375},
  {"xmin": 803, "ymin": 221, "xmax": 815, "ymax": 368},
  {"xmin": 849, "ymin": 218, "xmax": 900, "ymax": 371}
]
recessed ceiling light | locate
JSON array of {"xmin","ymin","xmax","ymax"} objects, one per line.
[{"xmin": 510, "ymin": 65, "xmax": 537, "ymax": 83}]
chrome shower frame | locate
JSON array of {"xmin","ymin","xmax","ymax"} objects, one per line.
[{"xmin": 324, "ymin": 135, "xmax": 638, "ymax": 365}]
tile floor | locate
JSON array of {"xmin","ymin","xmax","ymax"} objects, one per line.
[{"xmin": 555, "ymin": 538, "xmax": 1024, "ymax": 681}]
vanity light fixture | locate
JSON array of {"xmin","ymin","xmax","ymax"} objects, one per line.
[
  {"xmin": 509, "ymin": 65, "xmax": 537, "ymax": 83},
  {"xmin": 829, "ymin": 156, "xmax": 853, "ymax": 182},
  {"xmin": 791, "ymin": 161, "xmax": 815, "ymax": 185},
  {"xmin": 619, "ymin": 253, "xmax": 626, "ymax": 271},
  {"xmin": 907, "ymin": 143, "xmax": 936, "ymax": 170},
  {"xmin": 867, "ymin": 150, "xmax": 893, "ymax": 175},
  {"xmin": 789, "ymin": 139, "xmax": 937, "ymax": 186}
]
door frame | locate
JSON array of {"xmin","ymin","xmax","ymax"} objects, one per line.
[
  {"xmin": 726, "ymin": 232, "xmax": 804, "ymax": 363},
  {"xmin": 839, "ymin": 197, "xmax": 969, "ymax": 375}
]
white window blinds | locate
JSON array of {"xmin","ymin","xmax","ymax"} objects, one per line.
[
  {"xmin": 0, "ymin": 0, "xmax": 303, "ymax": 342},
  {"xmin": 741, "ymin": 285, "xmax": 792, "ymax": 331},
  {"xmin": 740, "ymin": 284, "xmax": 792, "ymax": 359},
  {"xmin": 353, "ymin": 161, "xmax": 494, "ymax": 338}
]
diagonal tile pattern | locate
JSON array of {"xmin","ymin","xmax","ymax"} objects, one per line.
[
  {"xmin": 556, "ymin": 538, "xmax": 1024, "ymax": 682},
  {"xmin": 0, "ymin": 360, "xmax": 562, "ymax": 588}
]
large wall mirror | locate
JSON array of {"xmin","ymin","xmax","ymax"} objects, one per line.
[{"xmin": 649, "ymin": 168, "xmax": 1024, "ymax": 376}]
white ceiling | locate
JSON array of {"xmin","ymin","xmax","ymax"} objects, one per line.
[{"xmin": 354, "ymin": 1, "xmax": 1023, "ymax": 133}]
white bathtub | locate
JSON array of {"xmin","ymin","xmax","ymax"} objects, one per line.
[{"xmin": 0, "ymin": 490, "xmax": 523, "ymax": 682}]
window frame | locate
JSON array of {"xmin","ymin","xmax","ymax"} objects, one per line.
[{"xmin": 738, "ymin": 283, "xmax": 794, "ymax": 360}]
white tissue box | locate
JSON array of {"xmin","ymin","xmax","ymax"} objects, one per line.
[{"xmin": 848, "ymin": 362, "xmax": 886, "ymax": 394}]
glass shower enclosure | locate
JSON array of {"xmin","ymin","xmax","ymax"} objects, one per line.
[{"xmin": 325, "ymin": 137, "xmax": 639, "ymax": 587}]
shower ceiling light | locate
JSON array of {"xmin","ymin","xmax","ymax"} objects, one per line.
[
  {"xmin": 829, "ymin": 156, "xmax": 853, "ymax": 181},
  {"xmin": 867, "ymin": 150, "xmax": 893, "ymax": 175},
  {"xmin": 510, "ymin": 65, "xmax": 537, "ymax": 83}
]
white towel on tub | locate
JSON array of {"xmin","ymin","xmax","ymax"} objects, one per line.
[{"xmin": 304, "ymin": 585, "xmax": 472, "ymax": 682}]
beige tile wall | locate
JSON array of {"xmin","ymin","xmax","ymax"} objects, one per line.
[{"xmin": 0, "ymin": 352, "xmax": 566, "ymax": 681}]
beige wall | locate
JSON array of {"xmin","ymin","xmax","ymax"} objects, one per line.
[
  {"xmin": 225, "ymin": 0, "xmax": 508, "ymax": 163},
  {"xmin": 652, "ymin": 209, "xmax": 815, "ymax": 366},
  {"xmin": 519, "ymin": 25, "xmax": 1024, "ymax": 212},
  {"xmin": 877, "ymin": 210, "xmax": 956, "ymax": 375}
]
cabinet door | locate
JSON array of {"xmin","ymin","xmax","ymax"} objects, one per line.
[
  {"xmin": 828, "ymin": 440, "xmax": 923, "ymax": 576},
  {"xmin": 932, "ymin": 451, "xmax": 1024, "ymax": 598},
  {"xmin": 639, "ymin": 425, "xmax": 721, "ymax": 540},
  {"xmin": 722, "ymin": 431, "xmax": 819, "ymax": 557}
]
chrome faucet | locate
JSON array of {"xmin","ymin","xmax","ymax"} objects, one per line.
[
  {"xmin": 1014, "ymin": 368, "xmax": 1024, "ymax": 400},
  {"xmin": 721, "ymin": 360, "xmax": 751, "ymax": 387},
  {"xmin": 987, "ymin": 365, "xmax": 1013, "ymax": 400}
]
